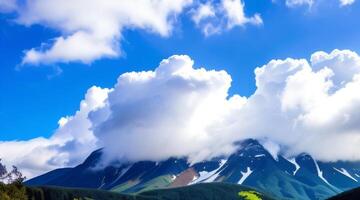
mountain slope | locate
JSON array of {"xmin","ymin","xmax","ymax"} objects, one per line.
[
  {"xmin": 26, "ymin": 139, "xmax": 360, "ymax": 200},
  {"xmin": 328, "ymin": 186, "xmax": 360, "ymax": 200},
  {"xmin": 139, "ymin": 183, "xmax": 273, "ymax": 200}
]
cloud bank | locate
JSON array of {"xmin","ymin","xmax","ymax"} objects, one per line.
[
  {"xmin": 1, "ymin": 49, "xmax": 360, "ymax": 178},
  {"xmin": 90, "ymin": 55, "xmax": 246, "ymax": 164},
  {"xmin": 90, "ymin": 49, "xmax": 360, "ymax": 164},
  {"xmin": 231, "ymin": 49, "xmax": 360, "ymax": 161},
  {"xmin": 0, "ymin": 86, "xmax": 110, "ymax": 177}
]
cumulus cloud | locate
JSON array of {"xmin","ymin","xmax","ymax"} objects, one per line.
[
  {"xmin": 191, "ymin": 0, "xmax": 262, "ymax": 36},
  {"xmin": 90, "ymin": 55, "xmax": 246, "ymax": 164},
  {"xmin": 2, "ymin": 49, "xmax": 360, "ymax": 178},
  {"xmin": 0, "ymin": 86, "xmax": 110, "ymax": 178},
  {"xmin": 89, "ymin": 49, "xmax": 360, "ymax": 164},
  {"xmin": 229, "ymin": 49, "xmax": 360, "ymax": 161}
]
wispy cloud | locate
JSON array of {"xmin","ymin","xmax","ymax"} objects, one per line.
[
  {"xmin": 1, "ymin": 0, "xmax": 263, "ymax": 65},
  {"xmin": 285, "ymin": 0, "xmax": 355, "ymax": 7},
  {"xmin": 191, "ymin": 0, "xmax": 262, "ymax": 36}
]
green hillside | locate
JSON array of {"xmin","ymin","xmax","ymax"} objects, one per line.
[
  {"xmin": 139, "ymin": 183, "xmax": 274, "ymax": 200},
  {"xmin": 23, "ymin": 183, "xmax": 274, "ymax": 200},
  {"xmin": 25, "ymin": 186, "xmax": 134, "ymax": 200}
]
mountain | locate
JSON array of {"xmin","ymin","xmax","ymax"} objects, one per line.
[
  {"xmin": 26, "ymin": 183, "xmax": 273, "ymax": 200},
  {"xmin": 328, "ymin": 186, "xmax": 360, "ymax": 200},
  {"xmin": 26, "ymin": 139, "xmax": 360, "ymax": 200}
]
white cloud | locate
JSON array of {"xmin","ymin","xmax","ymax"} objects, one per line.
[
  {"xmin": 89, "ymin": 49, "xmax": 360, "ymax": 164},
  {"xmin": 1, "ymin": 0, "xmax": 264, "ymax": 64},
  {"xmin": 311, "ymin": 49, "xmax": 360, "ymax": 86},
  {"xmin": 191, "ymin": 0, "xmax": 262, "ymax": 36},
  {"xmin": 90, "ymin": 55, "xmax": 246, "ymax": 164},
  {"xmin": 222, "ymin": 0, "xmax": 262, "ymax": 29},
  {"xmin": 1, "ymin": 0, "xmax": 356, "ymax": 65},
  {"xmin": 2, "ymin": 49, "xmax": 360, "ymax": 178},
  {"xmin": 230, "ymin": 49, "xmax": 360, "ymax": 161},
  {"xmin": 0, "ymin": 86, "xmax": 110, "ymax": 178},
  {"xmin": 261, "ymin": 140, "xmax": 280, "ymax": 160},
  {"xmin": 339, "ymin": 0, "xmax": 355, "ymax": 6},
  {"xmin": 11, "ymin": 0, "xmax": 192, "ymax": 65},
  {"xmin": 74, "ymin": 49, "xmax": 360, "ymax": 164},
  {"xmin": 286, "ymin": 0, "xmax": 314, "ymax": 7},
  {"xmin": 22, "ymin": 31, "xmax": 118, "ymax": 64},
  {"xmin": 191, "ymin": 2, "xmax": 216, "ymax": 25},
  {"xmin": 0, "ymin": 0, "xmax": 17, "ymax": 12},
  {"xmin": 285, "ymin": 0, "xmax": 355, "ymax": 7}
]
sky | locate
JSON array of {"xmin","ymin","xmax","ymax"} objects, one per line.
[{"xmin": 1, "ymin": 0, "xmax": 360, "ymax": 178}]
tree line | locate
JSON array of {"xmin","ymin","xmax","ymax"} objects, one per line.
[{"xmin": 0, "ymin": 158, "xmax": 27, "ymax": 200}]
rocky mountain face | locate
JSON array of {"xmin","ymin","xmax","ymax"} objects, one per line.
[{"xmin": 26, "ymin": 139, "xmax": 360, "ymax": 200}]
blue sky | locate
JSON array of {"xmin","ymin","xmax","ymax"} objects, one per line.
[
  {"xmin": 1, "ymin": 0, "xmax": 360, "ymax": 141},
  {"xmin": 3, "ymin": 0, "xmax": 360, "ymax": 178}
]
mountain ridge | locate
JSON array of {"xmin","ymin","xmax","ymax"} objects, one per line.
[{"xmin": 26, "ymin": 139, "xmax": 360, "ymax": 200}]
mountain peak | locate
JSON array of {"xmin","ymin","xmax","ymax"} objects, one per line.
[{"xmin": 26, "ymin": 139, "xmax": 360, "ymax": 200}]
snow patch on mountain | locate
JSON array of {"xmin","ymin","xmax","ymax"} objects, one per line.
[
  {"xmin": 190, "ymin": 159, "xmax": 227, "ymax": 184},
  {"xmin": 238, "ymin": 167, "xmax": 253, "ymax": 184},
  {"xmin": 334, "ymin": 167, "xmax": 358, "ymax": 182},
  {"xmin": 203, "ymin": 159, "xmax": 227, "ymax": 183},
  {"xmin": 314, "ymin": 160, "xmax": 333, "ymax": 187},
  {"xmin": 98, "ymin": 176, "xmax": 106, "ymax": 189},
  {"xmin": 287, "ymin": 158, "xmax": 300, "ymax": 175},
  {"xmin": 111, "ymin": 165, "xmax": 132, "ymax": 185}
]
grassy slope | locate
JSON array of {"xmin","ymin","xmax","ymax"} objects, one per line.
[
  {"xmin": 110, "ymin": 175, "xmax": 174, "ymax": 193},
  {"xmin": 111, "ymin": 181, "xmax": 139, "ymax": 193},
  {"xmin": 133, "ymin": 175, "xmax": 174, "ymax": 193}
]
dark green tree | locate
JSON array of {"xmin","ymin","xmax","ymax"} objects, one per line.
[{"xmin": 0, "ymin": 159, "xmax": 27, "ymax": 200}]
